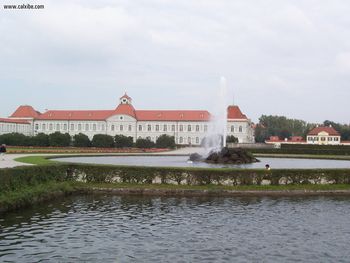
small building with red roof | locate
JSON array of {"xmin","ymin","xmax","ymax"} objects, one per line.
[
  {"xmin": 306, "ymin": 125, "xmax": 341, "ymax": 145},
  {"xmin": 5, "ymin": 93, "xmax": 255, "ymax": 145}
]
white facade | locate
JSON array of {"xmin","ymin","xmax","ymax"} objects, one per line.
[
  {"xmin": 0, "ymin": 120, "xmax": 32, "ymax": 136},
  {"xmin": 6, "ymin": 95, "xmax": 255, "ymax": 145}
]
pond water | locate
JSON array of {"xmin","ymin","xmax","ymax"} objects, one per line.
[
  {"xmin": 1, "ymin": 195, "xmax": 350, "ymax": 262},
  {"xmin": 55, "ymin": 155, "xmax": 350, "ymax": 169}
]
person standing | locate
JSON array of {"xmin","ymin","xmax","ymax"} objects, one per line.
[{"xmin": 0, "ymin": 144, "xmax": 6, "ymax": 161}]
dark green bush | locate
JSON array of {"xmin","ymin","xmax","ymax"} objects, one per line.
[
  {"xmin": 49, "ymin": 132, "xmax": 71, "ymax": 147},
  {"xmin": 73, "ymin": 133, "xmax": 91, "ymax": 147},
  {"xmin": 91, "ymin": 134, "xmax": 115, "ymax": 148},
  {"xmin": 156, "ymin": 134, "xmax": 175, "ymax": 149},
  {"xmin": 135, "ymin": 138, "xmax": 155, "ymax": 148},
  {"xmin": 114, "ymin": 135, "xmax": 134, "ymax": 148}
]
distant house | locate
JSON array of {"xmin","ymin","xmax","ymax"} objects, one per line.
[
  {"xmin": 265, "ymin": 135, "xmax": 306, "ymax": 147},
  {"xmin": 306, "ymin": 126, "xmax": 341, "ymax": 145}
]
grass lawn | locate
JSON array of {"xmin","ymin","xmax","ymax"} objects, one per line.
[{"xmin": 14, "ymin": 155, "xmax": 56, "ymax": 165}]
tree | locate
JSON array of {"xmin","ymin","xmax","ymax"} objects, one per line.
[
  {"xmin": 73, "ymin": 133, "xmax": 91, "ymax": 147},
  {"xmin": 49, "ymin": 132, "xmax": 71, "ymax": 147},
  {"xmin": 91, "ymin": 134, "xmax": 115, "ymax": 148},
  {"xmin": 135, "ymin": 138, "xmax": 155, "ymax": 148},
  {"xmin": 32, "ymin": 133, "xmax": 50, "ymax": 146},
  {"xmin": 156, "ymin": 134, "xmax": 175, "ymax": 148},
  {"xmin": 0, "ymin": 133, "xmax": 28, "ymax": 146},
  {"xmin": 114, "ymin": 135, "xmax": 134, "ymax": 148},
  {"xmin": 226, "ymin": 135, "xmax": 238, "ymax": 143}
]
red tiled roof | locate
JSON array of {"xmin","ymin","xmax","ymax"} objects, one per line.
[
  {"xmin": 0, "ymin": 118, "xmax": 30, "ymax": 124},
  {"xmin": 36, "ymin": 110, "xmax": 114, "ymax": 121},
  {"xmin": 135, "ymin": 110, "xmax": 211, "ymax": 121},
  {"xmin": 227, "ymin": 106, "xmax": 247, "ymax": 120},
  {"xmin": 308, "ymin": 126, "xmax": 340, "ymax": 136},
  {"xmin": 10, "ymin": 105, "xmax": 41, "ymax": 118},
  {"xmin": 114, "ymin": 104, "xmax": 136, "ymax": 118}
]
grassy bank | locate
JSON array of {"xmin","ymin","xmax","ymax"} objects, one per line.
[
  {"xmin": 0, "ymin": 181, "xmax": 75, "ymax": 213},
  {"xmin": 2, "ymin": 181, "xmax": 350, "ymax": 213}
]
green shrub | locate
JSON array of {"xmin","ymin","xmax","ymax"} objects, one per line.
[
  {"xmin": 114, "ymin": 135, "xmax": 134, "ymax": 148},
  {"xmin": 91, "ymin": 134, "xmax": 115, "ymax": 148},
  {"xmin": 156, "ymin": 134, "xmax": 175, "ymax": 149},
  {"xmin": 135, "ymin": 138, "xmax": 155, "ymax": 148},
  {"xmin": 73, "ymin": 133, "xmax": 91, "ymax": 147},
  {"xmin": 49, "ymin": 132, "xmax": 71, "ymax": 147}
]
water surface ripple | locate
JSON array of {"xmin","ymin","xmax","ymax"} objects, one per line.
[{"xmin": 1, "ymin": 195, "xmax": 350, "ymax": 262}]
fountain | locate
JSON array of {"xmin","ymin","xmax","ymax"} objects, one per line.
[{"xmin": 190, "ymin": 77, "xmax": 259, "ymax": 164}]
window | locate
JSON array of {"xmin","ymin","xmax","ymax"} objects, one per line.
[
  {"xmin": 146, "ymin": 136, "xmax": 151, "ymax": 140},
  {"xmin": 171, "ymin": 125, "xmax": 175, "ymax": 131},
  {"xmin": 188, "ymin": 125, "xmax": 191, "ymax": 132},
  {"xmin": 93, "ymin": 124, "xmax": 96, "ymax": 131},
  {"xmin": 85, "ymin": 124, "xmax": 89, "ymax": 131},
  {"xmin": 164, "ymin": 125, "xmax": 167, "ymax": 132},
  {"xmin": 148, "ymin": 125, "xmax": 151, "ymax": 131},
  {"xmin": 56, "ymin": 124, "xmax": 60, "ymax": 131},
  {"xmin": 35, "ymin": 124, "xmax": 39, "ymax": 130},
  {"xmin": 321, "ymin": 137, "xmax": 325, "ymax": 141},
  {"xmin": 188, "ymin": 137, "xmax": 191, "ymax": 144},
  {"xmin": 120, "ymin": 125, "xmax": 123, "ymax": 131},
  {"xmin": 78, "ymin": 124, "xmax": 82, "ymax": 131},
  {"xmin": 196, "ymin": 137, "xmax": 199, "ymax": 144},
  {"xmin": 204, "ymin": 125, "xmax": 208, "ymax": 132},
  {"xmin": 128, "ymin": 125, "xmax": 132, "ymax": 131},
  {"xmin": 63, "ymin": 124, "xmax": 67, "ymax": 131},
  {"xmin": 239, "ymin": 126, "xmax": 242, "ymax": 132},
  {"xmin": 307, "ymin": 137, "xmax": 312, "ymax": 141},
  {"xmin": 328, "ymin": 137, "xmax": 332, "ymax": 141},
  {"xmin": 139, "ymin": 125, "xmax": 142, "ymax": 131},
  {"xmin": 101, "ymin": 124, "xmax": 105, "ymax": 131},
  {"xmin": 179, "ymin": 125, "xmax": 183, "ymax": 131},
  {"xmin": 314, "ymin": 137, "xmax": 318, "ymax": 141},
  {"xmin": 231, "ymin": 126, "xmax": 234, "ymax": 132},
  {"xmin": 156, "ymin": 125, "xmax": 159, "ymax": 131},
  {"xmin": 334, "ymin": 137, "xmax": 339, "ymax": 141},
  {"xmin": 179, "ymin": 137, "xmax": 183, "ymax": 143},
  {"xmin": 49, "ymin": 123, "xmax": 53, "ymax": 131},
  {"xmin": 70, "ymin": 124, "xmax": 74, "ymax": 131},
  {"xmin": 111, "ymin": 125, "xmax": 115, "ymax": 131},
  {"xmin": 196, "ymin": 125, "xmax": 199, "ymax": 132}
]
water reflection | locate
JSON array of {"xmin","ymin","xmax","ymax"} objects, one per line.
[
  {"xmin": 1, "ymin": 195, "xmax": 350, "ymax": 262},
  {"xmin": 56, "ymin": 155, "xmax": 350, "ymax": 169}
]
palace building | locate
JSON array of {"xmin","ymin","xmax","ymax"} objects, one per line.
[{"xmin": 3, "ymin": 93, "xmax": 255, "ymax": 145}]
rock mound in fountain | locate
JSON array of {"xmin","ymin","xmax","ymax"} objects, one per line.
[{"xmin": 189, "ymin": 147, "xmax": 259, "ymax": 164}]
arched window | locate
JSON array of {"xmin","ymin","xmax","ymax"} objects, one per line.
[
  {"xmin": 35, "ymin": 124, "xmax": 39, "ymax": 130},
  {"xmin": 42, "ymin": 123, "xmax": 46, "ymax": 130},
  {"xmin": 239, "ymin": 126, "xmax": 242, "ymax": 132},
  {"xmin": 139, "ymin": 125, "xmax": 142, "ymax": 131},
  {"xmin": 111, "ymin": 125, "xmax": 115, "ymax": 131},
  {"xmin": 231, "ymin": 126, "xmax": 234, "ymax": 132},
  {"xmin": 49, "ymin": 123, "xmax": 53, "ymax": 130}
]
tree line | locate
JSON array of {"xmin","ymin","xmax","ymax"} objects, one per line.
[
  {"xmin": 0, "ymin": 132, "xmax": 176, "ymax": 149},
  {"xmin": 255, "ymin": 115, "xmax": 350, "ymax": 142}
]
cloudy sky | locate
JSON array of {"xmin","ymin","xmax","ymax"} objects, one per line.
[{"xmin": 1, "ymin": 0, "xmax": 350, "ymax": 123}]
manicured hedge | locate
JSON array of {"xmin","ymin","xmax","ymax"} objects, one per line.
[
  {"xmin": 2, "ymin": 164, "xmax": 350, "ymax": 192},
  {"xmin": 250, "ymin": 144, "xmax": 350, "ymax": 155}
]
